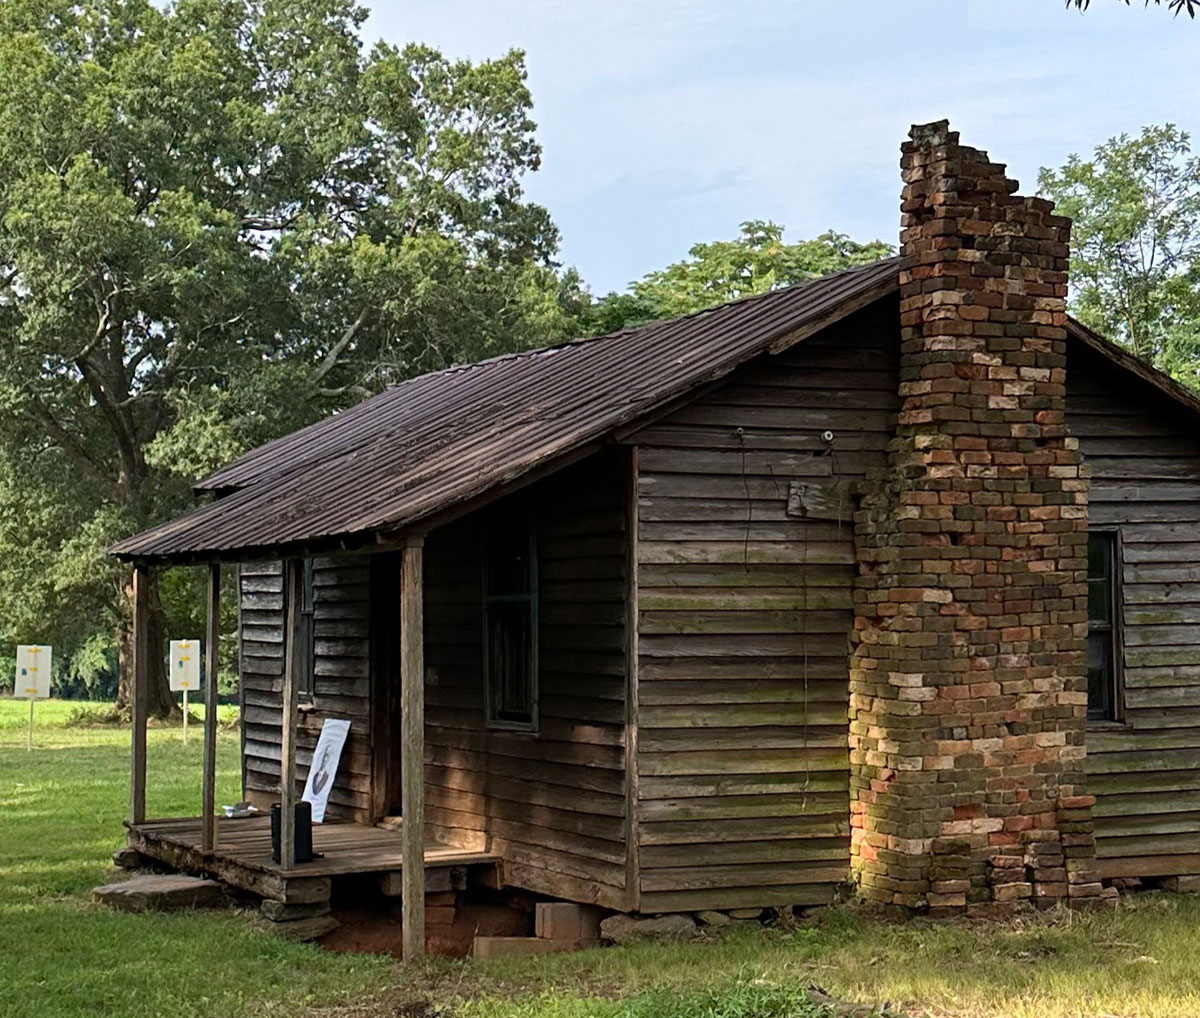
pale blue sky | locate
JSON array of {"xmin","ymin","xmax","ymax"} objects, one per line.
[{"xmin": 364, "ymin": 0, "xmax": 1197, "ymax": 295}]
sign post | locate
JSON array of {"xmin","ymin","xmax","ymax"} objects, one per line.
[
  {"xmin": 169, "ymin": 639, "xmax": 201, "ymax": 744},
  {"xmin": 15, "ymin": 645, "xmax": 51, "ymax": 751}
]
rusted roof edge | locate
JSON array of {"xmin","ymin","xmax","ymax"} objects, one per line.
[{"xmin": 1065, "ymin": 317, "xmax": 1200, "ymax": 423}]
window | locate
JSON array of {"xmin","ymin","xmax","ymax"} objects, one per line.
[
  {"xmin": 298, "ymin": 557, "xmax": 316, "ymax": 700},
  {"xmin": 483, "ymin": 508, "xmax": 538, "ymax": 730},
  {"xmin": 1087, "ymin": 532, "xmax": 1122, "ymax": 722}
]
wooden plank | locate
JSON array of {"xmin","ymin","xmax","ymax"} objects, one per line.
[
  {"xmin": 400, "ymin": 535, "xmax": 425, "ymax": 961},
  {"xmin": 202, "ymin": 562, "xmax": 221, "ymax": 853},
  {"xmin": 624, "ymin": 445, "xmax": 640, "ymax": 913},
  {"xmin": 130, "ymin": 564, "xmax": 150, "ymax": 825}
]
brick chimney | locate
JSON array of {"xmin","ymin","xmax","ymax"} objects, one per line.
[{"xmin": 848, "ymin": 121, "xmax": 1107, "ymax": 916}]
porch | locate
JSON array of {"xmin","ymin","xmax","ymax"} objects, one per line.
[{"xmin": 124, "ymin": 815, "xmax": 499, "ymax": 905}]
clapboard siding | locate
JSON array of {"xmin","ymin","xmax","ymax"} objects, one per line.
[
  {"xmin": 628, "ymin": 300, "xmax": 900, "ymax": 911},
  {"xmin": 423, "ymin": 449, "xmax": 630, "ymax": 909},
  {"xmin": 240, "ymin": 557, "xmax": 373, "ymax": 823},
  {"xmin": 1068, "ymin": 344, "xmax": 1200, "ymax": 880}
]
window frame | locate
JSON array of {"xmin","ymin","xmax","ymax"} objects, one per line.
[
  {"xmin": 297, "ymin": 557, "xmax": 317, "ymax": 702},
  {"xmin": 1086, "ymin": 529, "xmax": 1125, "ymax": 725},
  {"xmin": 481, "ymin": 511, "xmax": 539, "ymax": 733}
]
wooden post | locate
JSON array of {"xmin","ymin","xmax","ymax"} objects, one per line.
[
  {"xmin": 130, "ymin": 564, "xmax": 150, "ymax": 824},
  {"xmin": 201, "ymin": 562, "xmax": 221, "ymax": 853},
  {"xmin": 400, "ymin": 537, "xmax": 425, "ymax": 961},
  {"xmin": 280, "ymin": 558, "xmax": 303, "ymax": 869}
]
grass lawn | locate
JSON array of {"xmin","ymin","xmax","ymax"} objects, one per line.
[
  {"xmin": 5, "ymin": 698, "xmax": 1200, "ymax": 1018},
  {"xmin": 0, "ymin": 698, "xmax": 390, "ymax": 1018}
]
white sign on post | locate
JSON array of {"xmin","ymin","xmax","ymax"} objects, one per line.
[
  {"xmin": 15, "ymin": 645, "xmax": 51, "ymax": 751},
  {"xmin": 302, "ymin": 718, "xmax": 351, "ymax": 823},
  {"xmin": 16, "ymin": 645, "xmax": 51, "ymax": 698},
  {"xmin": 169, "ymin": 640, "xmax": 201, "ymax": 692},
  {"xmin": 169, "ymin": 639, "xmax": 202, "ymax": 742}
]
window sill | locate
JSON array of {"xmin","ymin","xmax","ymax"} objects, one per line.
[
  {"xmin": 484, "ymin": 721, "xmax": 539, "ymax": 735},
  {"xmin": 1086, "ymin": 719, "xmax": 1132, "ymax": 733}
]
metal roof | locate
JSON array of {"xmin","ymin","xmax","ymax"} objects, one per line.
[{"xmin": 112, "ymin": 258, "xmax": 900, "ymax": 562}]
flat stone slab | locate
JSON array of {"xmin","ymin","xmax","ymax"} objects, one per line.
[
  {"xmin": 93, "ymin": 874, "xmax": 227, "ymax": 912},
  {"xmin": 264, "ymin": 914, "xmax": 341, "ymax": 942},
  {"xmin": 600, "ymin": 913, "xmax": 697, "ymax": 944}
]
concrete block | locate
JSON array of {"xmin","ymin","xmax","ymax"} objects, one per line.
[
  {"xmin": 1161, "ymin": 875, "xmax": 1200, "ymax": 894},
  {"xmin": 535, "ymin": 902, "xmax": 602, "ymax": 941},
  {"xmin": 472, "ymin": 936, "xmax": 597, "ymax": 959}
]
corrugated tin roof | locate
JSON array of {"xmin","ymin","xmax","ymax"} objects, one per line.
[{"xmin": 113, "ymin": 258, "xmax": 901, "ymax": 561}]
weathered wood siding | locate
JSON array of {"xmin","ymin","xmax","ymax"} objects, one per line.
[
  {"xmin": 627, "ymin": 301, "xmax": 900, "ymax": 912},
  {"xmin": 423, "ymin": 449, "xmax": 630, "ymax": 908},
  {"xmin": 1069, "ymin": 344, "xmax": 1200, "ymax": 880},
  {"xmin": 240, "ymin": 557, "xmax": 373, "ymax": 822}
]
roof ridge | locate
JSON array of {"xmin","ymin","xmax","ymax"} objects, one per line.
[{"xmin": 427, "ymin": 256, "xmax": 901, "ymax": 380}]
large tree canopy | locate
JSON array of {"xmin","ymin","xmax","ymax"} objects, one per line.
[
  {"xmin": 0, "ymin": 0, "xmax": 582, "ymax": 709},
  {"xmin": 585, "ymin": 221, "xmax": 894, "ymax": 334},
  {"xmin": 1038, "ymin": 125, "xmax": 1200, "ymax": 390}
]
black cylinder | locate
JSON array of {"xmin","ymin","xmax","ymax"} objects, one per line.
[{"xmin": 270, "ymin": 800, "xmax": 317, "ymax": 864}]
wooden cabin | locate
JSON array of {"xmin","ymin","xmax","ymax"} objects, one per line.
[{"xmin": 113, "ymin": 122, "xmax": 1200, "ymax": 949}]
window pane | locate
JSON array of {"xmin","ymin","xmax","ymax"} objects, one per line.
[
  {"xmin": 486, "ymin": 600, "xmax": 533, "ymax": 724},
  {"xmin": 1087, "ymin": 535, "xmax": 1110, "ymax": 581},
  {"xmin": 1086, "ymin": 533, "xmax": 1120, "ymax": 722},
  {"xmin": 299, "ymin": 612, "xmax": 315, "ymax": 697},
  {"xmin": 302, "ymin": 558, "xmax": 316, "ymax": 613},
  {"xmin": 1087, "ymin": 577, "xmax": 1111, "ymax": 625},
  {"xmin": 485, "ymin": 511, "xmax": 532, "ymax": 596},
  {"xmin": 1087, "ymin": 631, "xmax": 1113, "ymax": 721}
]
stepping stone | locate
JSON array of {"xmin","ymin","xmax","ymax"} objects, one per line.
[{"xmin": 93, "ymin": 874, "xmax": 227, "ymax": 912}]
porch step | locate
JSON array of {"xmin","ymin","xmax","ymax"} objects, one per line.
[{"xmin": 93, "ymin": 874, "xmax": 227, "ymax": 912}]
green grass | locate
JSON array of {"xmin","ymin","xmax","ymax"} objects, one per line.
[
  {"xmin": 0, "ymin": 699, "xmax": 389, "ymax": 1018},
  {"xmin": 6, "ymin": 698, "xmax": 1200, "ymax": 1018},
  {"xmin": 446, "ymin": 898, "xmax": 1200, "ymax": 1018}
]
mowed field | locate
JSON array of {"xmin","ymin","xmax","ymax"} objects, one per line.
[
  {"xmin": 0, "ymin": 699, "xmax": 388, "ymax": 1018},
  {"xmin": 5, "ymin": 699, "xmax": 1200, "ymax": 1018}
]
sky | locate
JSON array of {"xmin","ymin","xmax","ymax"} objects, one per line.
[{"xmin": 363, "ymin": 0, "xmax": 1199, "ymax": 295}]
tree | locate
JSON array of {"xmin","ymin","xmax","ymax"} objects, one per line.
[
  {"xmin": 1067, "ymin": 0, "xmax": 1198, "ymax": 16},
  {"xmin": 1038, "ymin": 125, "xmax": 1200, "ymax": 389},
  {"xmin": 584, "ymin": 221, "xmax": 894, "ymax": 333},
  {"xmin": 0, "ymin": 0, "xmax": 581, "ymax": 713}
]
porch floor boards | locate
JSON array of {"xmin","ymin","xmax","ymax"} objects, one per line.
[{"xmin": 125, "ymin": 816, "xmax": 497, "ymax": 900}]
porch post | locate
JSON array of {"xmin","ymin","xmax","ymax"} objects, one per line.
[
  {"xmin": 280, "ymin": 557, "xmax": 303, "ymax": 868},
  {"xmin": 201, "ymin": 562, "xmax": 221, "ymax": 853},
  {"xmin": 400, "ymin": 536, "xmax": 425, "ymax": 960},
  {"xmin": 130, "ymin": 564, "xmax": 150, "ymax": 824}
]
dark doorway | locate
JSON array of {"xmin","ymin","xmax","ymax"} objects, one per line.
[{"xmin": 369, "ymin": 550, "xmax": 404, "ymax": 818}]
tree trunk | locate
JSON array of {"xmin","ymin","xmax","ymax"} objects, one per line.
[{"xmin": 115, "ymin": 566, "xmax": 177, "ymax": 718}]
